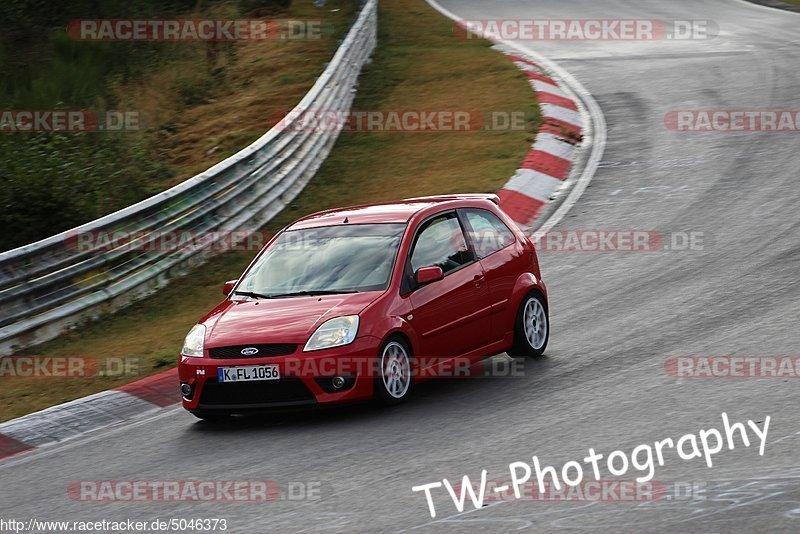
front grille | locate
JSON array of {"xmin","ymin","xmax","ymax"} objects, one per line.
[
  {"xmin": 198, "ymin": 378, "xmax": 315, "ymax": 407},
  {"xmin": 209, "ymin": 344, "xmax": 298, "ymax": 359}
]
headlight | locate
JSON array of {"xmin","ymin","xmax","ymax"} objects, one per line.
[
  {"xmin": 303, "ymin": 315, "xmax": 359, "ymax": 352},
  {"xmin": 181, "ymin": 324, "xmax": 206, "ymax": 357}
]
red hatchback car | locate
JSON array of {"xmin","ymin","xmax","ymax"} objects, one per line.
[{"xmin": 179, "ymin": 194, "xmax": 548, "ymax": 420}]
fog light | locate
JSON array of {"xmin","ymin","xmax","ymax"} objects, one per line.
[
  {"xmin": 180, "ymin": 383, "xmax": 193, "ymax": 397},
  {"xmin": 314, "ymin": 375, "xmax": 355, "ymax": 393},
  {"xmin": 331, "ymin": 376, "xmax": 346, "ymax": 390}
]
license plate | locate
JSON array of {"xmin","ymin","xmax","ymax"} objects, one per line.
[{"xmin": 218, "ymin": 365, "xmax": 280, "ymax": 383}]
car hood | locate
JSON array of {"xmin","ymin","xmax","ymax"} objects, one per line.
[{"xmin": 201, "ymin": 291, "xmax": 383, "ymax": 347}]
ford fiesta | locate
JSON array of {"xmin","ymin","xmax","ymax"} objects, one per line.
[{"xmin": 179, "ymin": 194, "xmax": 549, "ymax": 420}]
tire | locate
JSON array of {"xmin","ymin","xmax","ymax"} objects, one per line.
[
  {"xmin": 191, "ymin": 410, "xmax": 232, "ymax": 422},
  {"xmin": 374, "ymin": 337, "xmax": 413, "ymax": 405},
  {"xmin": 508, "ymin": 292, "xmax": 549, "ymax": 358}
]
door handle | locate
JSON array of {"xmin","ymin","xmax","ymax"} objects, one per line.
[{"xmin": 473, "ymin": 275, "xmax": 485, "ymax": 288}]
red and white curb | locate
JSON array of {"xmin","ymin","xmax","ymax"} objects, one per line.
[
  {"xmin": 0, "ymin": 368, "xmax": 177, "ymax": 460},
  {"xmin": 493, "ymin": 43, "xmax": 584, "ymax": 228}
]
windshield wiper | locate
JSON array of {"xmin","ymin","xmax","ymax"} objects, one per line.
[
  {"xmin": 267, "ymin": 289, "xmax": 360, "ymax": 298},
  {"xmin": 232, "ymin": 291, "xmax": 274, "ymax": 300}
]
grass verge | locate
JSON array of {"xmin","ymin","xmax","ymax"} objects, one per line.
[
  {"xmin": 0, "ymin": 0, "xmax": 539, "ymax": 422},
  {"xmin": 0, "ymin": 0, "xmax": 356, "ymax": 250}
]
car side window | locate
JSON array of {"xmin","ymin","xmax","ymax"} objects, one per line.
[
  {"xmin": 410, "ymin": 214, "xmax": 471, "ymax": 275},
  {"xmin": 463, "ymin": 209, "xmax": 516, "ymax": 259}
]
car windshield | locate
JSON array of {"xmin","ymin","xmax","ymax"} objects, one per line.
[{"xmin": 236, "ymin": 223, "xmax": 406, "ymax": 296}]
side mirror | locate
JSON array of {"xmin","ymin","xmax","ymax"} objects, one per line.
[
  {"xmin": 416, "ymin": 266, "xmax": 444, "ymax": 285},
  {"xmin": 223, "ymin": 279, "xmax": 238, "ymax": 296}
]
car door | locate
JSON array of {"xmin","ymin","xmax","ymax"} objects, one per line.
[
  {"xmin": 460, "ymin": 208, "xmax": 522, "ymax": 343},
  {"xmin": 405, "ymin": 212, "xmax": 491, "ymax": 367}
]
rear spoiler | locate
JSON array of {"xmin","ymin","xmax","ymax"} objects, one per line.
[{"xmin": 402, "ymin": 193, "xmax": 500, "ymax": 205}]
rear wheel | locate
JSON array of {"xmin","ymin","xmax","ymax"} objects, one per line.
[
  {"xmin": 374, "ymin": 338, "xmax": 413, "ymax": 405},
  {"xmin": 508, "ymin": 292, "xmax": 549, "ymax": 358}
]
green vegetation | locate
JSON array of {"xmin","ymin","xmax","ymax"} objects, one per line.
[{"xmin": 0, "ymin": 0, "xmax": 354, "ymax": 250}]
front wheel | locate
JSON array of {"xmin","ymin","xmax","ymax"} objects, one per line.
[
  {"xmin": 508, "ymin": 292, "xmax": 549, "ymax": 358},
  {"xmin": 374, "ymin": 338, "xmax": 413, "ymax": 405}
]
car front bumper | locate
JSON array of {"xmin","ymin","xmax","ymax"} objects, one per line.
[{"xmin": 179, "ymin": 336, "xmax": 382, "ymax": 413}]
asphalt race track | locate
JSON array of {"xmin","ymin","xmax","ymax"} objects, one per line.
[{"xmin": 2, "ymin": 0, "xmax": 799, "ymax": 532}]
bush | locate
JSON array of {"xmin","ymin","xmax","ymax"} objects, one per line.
[
  {"xmin": 0, "ymin": 132, "xmax": 172, "ymax": 251},
  {"xmin": 0, "ymin": 0, "xmax": 232, "ymax": 250}
]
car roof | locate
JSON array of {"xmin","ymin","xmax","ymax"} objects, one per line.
[{"xmin": 287, "ymin": 194, "xmax": 500, "ymax": 230}]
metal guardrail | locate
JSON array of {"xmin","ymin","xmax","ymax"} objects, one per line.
[{"xmin": 0, "ymin": 0, "xmax": 378, "ymax": 355}]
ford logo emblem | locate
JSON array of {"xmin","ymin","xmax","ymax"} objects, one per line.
[{"xmin": 241, "ymin": 347, "xmax": 259, "ymax": 356}]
